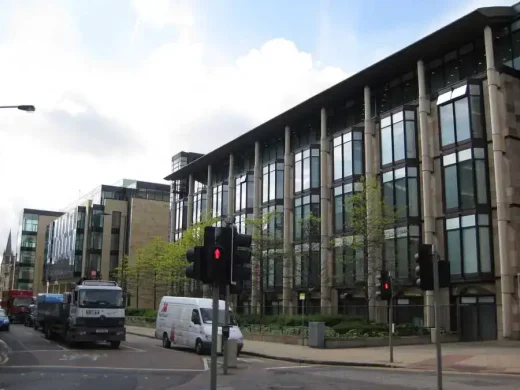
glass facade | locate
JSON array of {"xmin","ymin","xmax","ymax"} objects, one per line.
[
  {"xmin": 235, "ymin": 173, "xmax": 254, "ymax": 234},
  {"xmin": 333, "ymin": 130, "xmax": 363, "ymax": 181}
]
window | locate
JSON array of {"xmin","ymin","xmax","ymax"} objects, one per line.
[
  {"xmin": 235, "ymin": 213, "xmax": 253, "ymax": 234},
  {"xmin": 193, "ymin": 184, "xmax": 207, "ymax": 224},
  {"xmin": 333, "ymin": 182, "xmax": 363, "ymax": 234},
  {"xmin": 333, "ymin": 131, "xmax": 363, "ymax": 180},
  {"xmin": 22, "ymin": 214, "xmax": 38, "ymax": 232},
  {"xmin": 495, "ymin": 21, "xmax": 520, "ymax": 70},
  {"xmin": 443, "ymin": 148, "xmax": 488, "ymax": 212},
  {"xmin": 262, "ymin": 205, "xmax": 283, "ymax": 239},
  {"xmin": 91, "ymin": 208, "xmax": 105, "ymax": 228},
  {"xmin": 294, "ymin": 244, "xmax": 320, "ymax": 289},
  {"xmin": 334, "ymin": 236, "xmax": 364, "ymax": 287},
  {"xmin": 111, "ymin": 211, "xmax": 121, "ymax": 229},
  {"xmin": 90, "ymin": 232, "xmax": 103, "ymax": 250},
  {"xmin": 235, "ymin": 174, "xmax": 253, "ymax": 212},
  {"xmin": 262, "ymin": 162, "xmax": 284, "ymax": 203},
  {"xmin": 21, "ymin": 235, "xmax": 37, "ymax": 249},
  {"xmin": 89, "ymin": 253, "xmax": 101, "ymax": 271},
  {"xmin": 374, "ymin": 72, "xmax": 418, "ymax": 115},
  {"xmin": 191, "ymin": 309, "xmax": 201, "ymax": 324},
  {"xmin": 446, "ymin": 214, "xmax": 492, "ymax": 278},
  {"xmin": 384, "ymin": 225, "xmax": 420, "ymax": 281},
  {"xmin": 294, "ymin": 195, "xmax": 320, "ymax": 242},
  {"xmin": 437, "ymin": 84, "xmax": 484, "ymax": 147},
  {"xmin": 380, "ymin": 109, "xmax": 417, "ymax": 166},
  {"xmin": 382, "ymin": 167, "xmax": 420, "ymax": 219},
  {"xmin": 262, "ymin": 248, "xmax": 284, "ymax": 290},
  {"xmin": 212, "ymin": 183, "xmax": 228, "ymax": 219},
  {"xmin": 294, "ymin": 148, "xmax": 320, "ymax": 193},
  {"xmin": 174, "ymin": 198, "xmax": 187, "ymax": 238},
  {"xmin": 110, "ymin": 233, "xmax": 120, "ymax": 251}
]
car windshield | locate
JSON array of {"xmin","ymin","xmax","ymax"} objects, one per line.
[
  {"xmin": 0, "ymin": 309, "xmax": 5, "ymax": 317},
  {"xmin": 78, "ymin": 289, "xmax": 124, "ymax": 308},
  {"xmin": 13, "ymin": 298, "xmax": 32, "ymax": 307},
  {"xmin": 200, "ymin": 309, "xmax": 237, "ymax": 326}
]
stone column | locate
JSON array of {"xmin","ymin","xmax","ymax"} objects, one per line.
[
  {"xmin": 320, "ymin": 107, "xmax": 332, "ymax": 314},
  {"xmin": 169, "ymin": 182, "xmax": 176, "ymax": 243},
  {"xmin": 364, "ymin": 86, "xmax": 377, "ymax": 320},
  {"xmin": 227, "ymin": 153, "xmax": 237, "ymax": 308},
  {"xmin": 252, "ymin": 142, "xmax": 262, "ymax": 314},
  {"xmin": 485, "ymin": 26, "xmax": 513, "ymax": 339},
  {"xmin": 203, "ymin": 165, "xmax": 213, "ymax": 298},
  {"xmin": 185, "ymin": 174, "xmax": 195, "ymax": 294},
  {"xmin": 283, "ymin": 126, "xmax": 294, "ymax": 314}
]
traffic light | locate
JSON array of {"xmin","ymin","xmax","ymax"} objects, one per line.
[
  {"xmin": 231, "ymin": 227, "xmax": 252, "ymax": 287},
  {"xmin": 375, "ymin": 270, "xmax": 392, "ymax": 301},
  {"xmin": 205, "ymin": 226, "xmax": 232, "ymax": 284},
  {"xmin": 415, "ymin": 244, "xmax": 433, "ymax": 290},
  {"xmin": 185, "ymin": 246, "xmax": 208, "ymax": 282}
]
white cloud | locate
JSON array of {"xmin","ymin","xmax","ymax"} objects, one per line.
[{"xmin": 0, "ymin": 2, "xmax": 348, "ymax": 254}]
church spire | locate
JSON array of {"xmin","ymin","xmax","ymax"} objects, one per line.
[{"xmin": 4, "ymin": 230, "xmax": 13, "ymax": 256}]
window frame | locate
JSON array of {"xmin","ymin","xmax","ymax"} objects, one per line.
[
  {"xmin": 294, "ymin": 146, "xmax": 320, "ymax": 195},
  {"xmin": 381, "ymin": 166, "xmax": 421, "ymax": 223},
  {"xmin": 332, "ymin": 127, "xmax": 364, "ymax": 182},
  {"xmin": 383, "ymin": 224, "xmax": 421, "ymax": 282},
  {"xmin": 379, "ymin": 106, "xmax": 418, "ymax": 169},
  {"xmin": 333, "ymin": 182, "xmax": 363, "ymax": 235},
  {"xmin": 262, "ymin": 160, "xmax": 284, "ymax": 205}
]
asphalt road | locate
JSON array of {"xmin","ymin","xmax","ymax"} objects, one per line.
[{"xmin": 2, "ymin": 324, "xmax": 519, "ymax": 390}]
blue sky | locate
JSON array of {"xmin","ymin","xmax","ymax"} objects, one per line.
[{"xmin": 0, "ymin": 0, "xmax": 516, "ymax": 252}]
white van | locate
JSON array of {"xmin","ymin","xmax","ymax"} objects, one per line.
[{"xmin": 154, "ymin": 296, "xmax": 244, "ymax": 355}]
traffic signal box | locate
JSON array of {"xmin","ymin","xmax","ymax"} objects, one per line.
[
  {"xmin": 414, "ymin": 243, "xmax": 451, "ymax": 291},
  {"xmin": 375, "ymin": 270, "xmax": 392, "ymax": 301}
]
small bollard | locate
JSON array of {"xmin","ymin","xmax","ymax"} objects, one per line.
[{"xmin": 226, "ymin": 339, "xmax": 238, "ymax": 368}]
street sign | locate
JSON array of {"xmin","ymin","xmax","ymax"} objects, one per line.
[{"xmin": 299, "ymin": 293, "xmax": 305, "ymax": 301}]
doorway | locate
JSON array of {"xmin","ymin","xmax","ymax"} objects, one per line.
[{"xmin": 459, "ymin": 295, "xmax": 496, "ymax": 341}]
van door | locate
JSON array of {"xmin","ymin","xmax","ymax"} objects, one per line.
[
  {"xmin": 187, "ymin": 308, "xmax": 202, "ymax": 348},
  {"xmin": 155, "ymin": 299, "xmax": 167, "ymax": 339}
]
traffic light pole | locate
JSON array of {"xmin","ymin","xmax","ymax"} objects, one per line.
[
  {"xmin": 432, "ymin": 245, "xmax": 443, "ymax": 390},
  {"xmin": 388, "ymin": 274, "xmax": 394, "ymax": 364},
  {"xmin": 210, "ymin": 281, "xmax": 219, "ymax": 390},
  {"xmin": 222, "ymin": 220, "xmax": 234, "ymax": 375}
]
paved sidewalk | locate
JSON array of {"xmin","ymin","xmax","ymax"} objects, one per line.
[{"xmin": 126, "ymin": 325, "xmax": 520, "ymax": 375}]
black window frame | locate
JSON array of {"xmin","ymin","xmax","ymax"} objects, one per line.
[
  {"xmin": 380, "ymin": 106, "xmax": 418, "ymax": 169},
  {"xmin": 383, "ymin": 224, "xmax": 421, "ymax": 282},
  {"xmin": 333, "ymin": 182, "xmax": 363, "ymax": 235},
  {"xmin": 294, "ymin": 194, "xmax": 320, "ymax": 243},
  {"xmin": 332, "ymin": 127, "xmax": 364, "ymax": 183},
  {"xmin": 262, "ymin": 160, "xmax": 284, "ymax": 205},
  {"xmin": 333, "ymin": 236, "xmax": 364, "ymax": 288},
  {"xmin": 382, "ymin": 166, "xmax": 421, "ymax": 223},
  {"xmin": 294, "ymin": 146, "xmax": 320, "ymax": 195}
]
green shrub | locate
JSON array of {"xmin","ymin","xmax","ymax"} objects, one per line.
[
  {"xmin": 126, "ymin": 308, "xmax": 157, "ymax": 318},
  {"xmin": 332, "ymin": 321, "xmax": 387, "ymax": 336},
  {"xmin": 393, "ymin": 323, "xmax": 429, "ymax": 336}
]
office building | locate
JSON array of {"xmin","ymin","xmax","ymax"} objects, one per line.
[
  {"xmin": 165, "ymin": 4, "xmax": 520, "ymax": 341},
  {"xmin": 44, "ymin": 179, "xmax": 170, "ymax": 307},
  {"xmin": 15, "ymin": 209, "xmax": 63, "ymax": 293}
]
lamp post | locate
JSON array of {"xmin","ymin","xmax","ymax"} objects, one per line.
[{"xmin": 0, "ymin": 105, "xmax": 35, "ymax": 112}]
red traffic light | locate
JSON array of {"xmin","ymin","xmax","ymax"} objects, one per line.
[
  {"xmin": 213, "ymin": 248, "xmax": 221, "ymax": 260},
  {"xmin": 384, "ymin": 282, "xmax": 389, "ymax": 290}
]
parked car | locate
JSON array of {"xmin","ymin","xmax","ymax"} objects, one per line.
[{"xmin": 0, "ymin": 309, "xmax": 10, "ymax": 331}]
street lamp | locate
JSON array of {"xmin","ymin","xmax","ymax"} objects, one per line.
[{"xmin": 0, "ymin": 105, "xmax": 36, "ymax": 112}]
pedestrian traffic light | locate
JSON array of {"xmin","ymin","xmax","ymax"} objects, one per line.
[
  {"xmin": 185, "ymin": 246, "xmax": 208, "ymax": 282},
  {"xmin": 415, "ymin": 244, "xmax": 433, "ymax": 290},
  {"xmin": 205, "ymin": 226, "xmax": 232, "ymax": 284},
  {"xmin": 375, "ymin": 270, "xmax": 392, "ymax": 301},
  {"xmin": 231, "ymin": 227, "xmax": 252, "ymax": 287}
]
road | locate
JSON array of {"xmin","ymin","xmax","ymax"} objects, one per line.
[{"xmin": 2, "ymin": 324, "xmax": 519, "ymax": 390}]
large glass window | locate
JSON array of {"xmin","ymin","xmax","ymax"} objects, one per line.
[
  {"xmin": 22, "ymin": 214, "xmax": 38, "ymax": 232},
  {"xmin": 294, "ymin": 194, "xmax": 320, "ymax": 242},
  {"xmin": 333, "ymin": 130, "xmax": 363, "ymax": 180},
  {"xmin": 495, "ymin": 21, "xmax": 520, "ymax": 70},
  {"xmin": 294, "ymin": 244, "xmax": 320, "ymax": 289},
  {"xmin": 193, "ymin": 181, "xmax": 207, "ymax": 224},
  {"xmin": 212, "ymin": 183, "xmax": 228, "ymax": 219},
  {"xmin": 89, "ymin": 232, "xmax": 103, "ymax": 250},
  {"xmin": 262, "ymin": 205, "xmax": 284, "ymax": 239},
  {"xmin": 21, "ymin": 235, "xmax": 37, "ymax": 249},
  {"xmin": 334, "ymin": 236, "xmax": 364, "ymax": 287},
  {"xmin": 333, "ymin": 182, "xmax": 363, "ymax": 234},
  {"xmin": 90, "ymin": 208, "xmax": 105, "ymax": 228},
  {"xmin": 382, "ymin": 167, "xmax": 420, "ymax": 219},
  {"xmin": 294, "ymin": 148, "xmax": 320, "ymax": 193},
  {"xmin": 262, "ymin": 248, "xmax": 284, "ymax": 290},
  {"xmin": 437, "ymin": 84, "xmax": 484, "ymax": 147},
  {"xmin": 384, "ymin": 225, "xmax": 420, "ymax": 281},
  {"xmin": 235, "ymin": 174, "xmax": 253, "ymax": 212},
  {"xmin": 262, "ymin": 162, "xmax": 284, "ymax": 203},
  {"xmin": 446, "ymin": 214, "xmax": 492, "ymax": 279},
  {"xmin": 443, "ymin": 147, "xmax": 488, "ymax": 212},
  {"xmin": 380, "ymin": 109, "xmax": 417, "ymax": 166},
  {"xmin": 19, "ymin": 251, "xmax": 35, "ymax": 265}
]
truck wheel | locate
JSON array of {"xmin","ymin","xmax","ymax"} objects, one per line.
[
  {"xmin": 110, "ymin": 341, "xmax": 121, "ymax": 349},
  {"xmin": 195, "ymin": 339, "xmax": 204, "ymax": 355},
  {"xmin": 162, "ymin": 333, "xmax": 171, "ymax": 349}
]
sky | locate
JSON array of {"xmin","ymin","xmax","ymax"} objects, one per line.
[{"xmin": 0, "ymin": 0, "xmax": 516, "ymax": 256}]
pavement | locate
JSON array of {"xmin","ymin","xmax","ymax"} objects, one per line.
[{"xmin": 126, "ymin": 325, "xmax": 520, "ymax": 376}]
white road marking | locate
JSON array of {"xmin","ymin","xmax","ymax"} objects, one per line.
[
  {"xmin": 202, "ymin": 357, "xmax": 209, "ymax": 371},
  {"xmin": 265, "ymin": 365, "xmax": 317, "ymax": 370},
  {"xmin": 57, "ymin": 344, "xmax": 69, "ymax": 351},
  {"xmin": 6, "ymin": 350, "xmax": 67, "ymax": 354},
  {"xmin": 0, "ymin": 365, "xmax": 206, "ymax": 372},
  {"xmin": 59, "ymin": 353, "xmax": 108, "ymax": 362},
  {"xmin": 120, "ymin": 344, "xmax": 145, "ymax": 352}
]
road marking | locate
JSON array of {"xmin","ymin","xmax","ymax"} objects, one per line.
[
  {"xmin": 0, "ymin": 365, "xmax": 206, "ymax": 372},
  {"xmin": 265, "ymin": 365, "xmax": 317, "ymax": 370},
  {"xmin": 57, "ymin": 344, "xmax": 69, "ymax": 351},
  {"xmin": 59, "ymin": 353, "xmax": 108, "ymax": 362},
  {"xmin": 120, "ymin": 344, "xmax": 145, "ymax": 352},
  {"xmin": 6, "ymin": 350, "xmax": 67, "ymax": 354},
  {"xmin": 202, "ymin": 357, "xmax": 209, "ymax": 371}
]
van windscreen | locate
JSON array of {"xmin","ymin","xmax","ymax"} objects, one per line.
[{"xmin": 200, "ymin": 309, "xmax": 237, "ymax": 325}]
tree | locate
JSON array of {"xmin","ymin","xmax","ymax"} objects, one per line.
[
  {"xmin": 339, "ymin": 176, "xmax": 397, "ymax": 320},
  {"xmin": 246, "ymin": 210, "xmax": 285, "ymax": 316}
]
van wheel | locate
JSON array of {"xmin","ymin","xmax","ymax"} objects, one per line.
[
  {"xmin": 162, "ymin": 333, "xmax": 171, "ymax": 349},
  {"xmin": 195, "ymin": 339, "xmax": 204, "ymax": 355}
]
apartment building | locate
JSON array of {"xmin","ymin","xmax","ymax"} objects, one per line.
[
  {"xmin": 165, "ymin": 4, "xmax": 520, "ymax": 341},
  {"xmin": 43, "ymin": 179, "xmax": 170, "ymax": 307}
]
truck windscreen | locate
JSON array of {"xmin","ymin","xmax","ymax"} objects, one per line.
[
  {"xmin": 13, "ymin": 298, "xmax": 32, "ymax": 307},
  {"xmin": 78, "ymin": 289, "xmax": 124, "ymax": 308}
]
